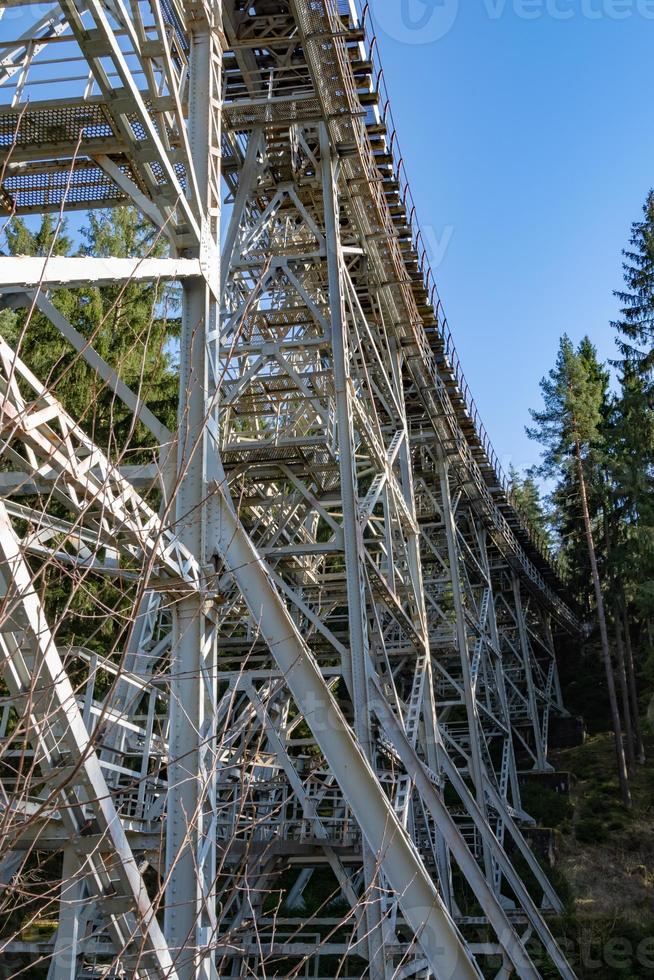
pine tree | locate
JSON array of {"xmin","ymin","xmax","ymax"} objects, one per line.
[
  {"xmin": 549, "ymin": 470, "xmax": 588, "ymax": 600},
  {"xmin": 539, "ymin": 338, "xmax": 612, "ymax": 608},
  {"xmin": 508, "ymin": 464, "xmax": 551, "ymax": 546},
  {"xmin": 608, "ymin": 355, "xmax": 654, "ymax": 628},
  {"xmin": 528, "ymin": 335, "xmax": 632, "ymax": 807},
  {"xmin": 609, "ymin": 191, "xmax": 654, "ymax": 629},
  {"xmin": 4, "ymin": 211, "xmax": 71, "ymax": 258},
  {"xmin": 607, "ymin": 187, "xmax": 654, "ymax": 762},
  {"xmin": 613, "ymin": 189, "xmax": 654, "ymax": 375},
  {"xmin": 603, "ymin": 367, "xmax": 654, "ymax": 764}
]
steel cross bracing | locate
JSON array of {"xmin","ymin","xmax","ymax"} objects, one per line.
[{"xmin": 0, "ymin": 2, "xmax": 580, "ymax": 979}]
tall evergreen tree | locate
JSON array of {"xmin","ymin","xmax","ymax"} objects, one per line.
[
  {"xmin": 536, "ymin": 338, "xmax": 611, "ymax": 608},
  {"xmin": 528, "ymin": 335, "xmax": 632, "ymax": 807},
  {"xmin": 609, "ymin": 191, "xmax": 654, "ymax": 626},
  {"xmin": 613, "ymin": 189, "xmax": 654, "ymax": 375},
  {"xmin": 607, "ymin": 190, "xmax": 654, "ymax": 760}
]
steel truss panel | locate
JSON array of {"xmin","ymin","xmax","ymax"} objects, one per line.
[{"xmin": 0, "ymin": 2, "xmax": 579, "ymax": 979}]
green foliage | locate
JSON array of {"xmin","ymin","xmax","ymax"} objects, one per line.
[
  {"xmin": 613, "ymin": 188, "xmax": 654, "ymax": 374},
  {"xmin": 546, "ymin": 734, "xmax": 654, "ymax": 979},
  {"xmin": 604, "ymin": 368, "xmax": 654, "ymax": 623},
  {"xmin": 519, "ymin": 780, "xmax": 573, "ymax": 829},
  {"xmin": 0, "ymin": 209, "xmax": 180, "ymax": 456},
  {"xmin": 605, "ymin": 187, "xmax": 654, "ymax": 627},
  {"xmin": 0, "ymin": 210, "xmax": 179, "ymax": 656},
  {"xmin": 509, "ymin": 463, "xmax": 552, "ymax": 546},
  {"xmin": 4, "ymin": 211, "xmax": 72, "ymax": 258},
  {"xmin": 527, "ymin": 334, "xmax": 609, "ymax": 478},
  {"xmin": 527, "ymin": 336, "xmax": 610, "ymax": 609}
]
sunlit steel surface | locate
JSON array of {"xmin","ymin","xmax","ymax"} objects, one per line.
[{"xmin": 0, "ymin": 3, "xmax": 579, "ymax": 978}]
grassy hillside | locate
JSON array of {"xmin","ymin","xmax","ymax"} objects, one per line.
[{"xmin": 528, "ymin": 730, "xmax": 654, "ymax": 978}]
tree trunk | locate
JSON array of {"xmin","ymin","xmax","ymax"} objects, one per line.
[
  {"xmin": 614, "ymin": 617, "xmax": 636, "ymax": 772},
  {"xmin": 619, "ymin": 598, "xmax": 646, "ymax": 764},
  {"xmin": 603, "ymin": 512, "xmax": 636, "ymax": 771},
  {"xmin": 576, "ymin": 447, "xmax": 631, "ymax": 808}
]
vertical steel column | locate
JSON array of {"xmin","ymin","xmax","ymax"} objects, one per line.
[
  {"xmin": 387, "ymin": 336, "xmax": 450, "ymax": 919},
  {"xmin": 48, "ymin": 848, "xmax": 83, "ymax": 980},
  {"xmin": 512, "ymin": 575, "xmax": 548, "ymax": 771},
  {"xmin": 210, "ymin": 488, "xmax": 483, "ymax": 980},
  {"xmin": 544, "ymin": 613, "xmax": 565, "ymax": 714},
  {"xmin": 437, "ymin": 455, "xmax": 493, "ymax": 879},
  {"xmin": 165, "ymin": 10, "xmax": 221, "ymax": 979},
  {"xmin": 477, "ymin": 526, "xmax": 522, "ymax": 813},
  {"xmin": 320, "ymin": 122, "xmax": 387, "ymax": 978},
  {"xmin": 320, "ymin": 123, "xmax": 370, "ymax": 751},
  {"xmin": 389, "ymin": 339, "xmax": 429, "ymax": 648}
]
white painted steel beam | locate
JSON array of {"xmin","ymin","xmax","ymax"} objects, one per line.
[
  {"xmin": 0, "ymin": 257, "xmax": 203, "ymax": 290},
  {"xmin": 0, "ymin": 3, "xmax": 581, "ymax": 977},
  {"xmin": 0, "ymin": 501, "xmax": 177, "ymax": 979},
  {"xmin": 211, "ymin": 480, "xmax": 483, "ymax": 980}
]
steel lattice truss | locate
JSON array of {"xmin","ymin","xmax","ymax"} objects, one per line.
[{"xmin": 0, "ymin": 2, "xmax": 581, "ymax": 979}]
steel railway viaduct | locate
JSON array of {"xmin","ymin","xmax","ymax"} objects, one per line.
[{"xmin": 0, "ymin": 2, "xmax": 582, "ymax": 978}]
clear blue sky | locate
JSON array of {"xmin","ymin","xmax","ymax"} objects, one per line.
[{"xmin": 369, "ymin": 1, "xmax": 654, "ymax": 474}]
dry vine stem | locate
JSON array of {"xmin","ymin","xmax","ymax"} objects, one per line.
[{"xmin": 0, "ymin": 3, "xmax": 581, "ymax": 979}]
